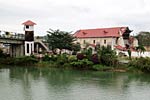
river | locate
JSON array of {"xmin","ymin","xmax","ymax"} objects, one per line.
[{"xmin": 0, "ymin": 67, "xmax": 150, "ymax": 100}]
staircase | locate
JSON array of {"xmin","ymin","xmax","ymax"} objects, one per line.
[{"xmin": 35, "ymin": 40, "xmax": 49, "ymax": 52}]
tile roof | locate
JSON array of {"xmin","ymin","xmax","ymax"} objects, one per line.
[
  {"xmin": 115, "ymin": 45, "xmax": 136, "ymax": 51},
  {"xmin": 74, "ymin": 27, "xmax": 129, "ymax": 38},
  {"xmin": 22, "ymin": 20, "xmax": 36, "ymax": 26},
  {"xmin": 115, "ymin": 45, "xmax": 126, "ymax": 51}
]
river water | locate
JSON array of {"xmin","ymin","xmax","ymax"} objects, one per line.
[{"xmin": 0, "ymin": 67, "xmax": 150, "ymax": 100}]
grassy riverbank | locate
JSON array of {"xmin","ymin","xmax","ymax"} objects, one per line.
[
  {"xmin": 1, "ymin": 55, "xmax": 150, "ymax": 73},
  {"xmin": 0, "ymin": 46, "xmax": 150, "ymax": 73}
]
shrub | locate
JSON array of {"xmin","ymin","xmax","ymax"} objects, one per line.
[
  {"xmin": 81, "ymin": 48, "xmax": 92, "ymax": 60},
  {"xmin": 42, "ymin": 55, "xmax": 50, "ymax": 61},
  {"xmin": 97, "ymin": 46, "xmax": 118, "ymax": 67},
  {"xmin": 91, "ymin": 54, "xmax": 99, "ymax": 64},
  {"xmin": 0, "ymin": 57, "xmax": 15, "ymax": 65},
  {"xmin": 68, "ymin": 55, "xmax": 77, "ymax": 62},
  {"xmin": 70, "ymin": 59, "xmax": 93, "ymax": 69},
  {"xmin": 101, "ymin": 54, "xmax": 118, "ymax": 67},
  {"xmin": 14, "ymin": 56, "xmax": 38, "ymax": 65},
  {"xmin": 49, "ymin": 55, "xmax": 57, "ymax": 61},
  {"xmin": 0, "ymin": 56, "xmax": 38, "ymax": 66},
  {"xmin": 56, "ymin": 54, "xmax": 68, "ymax": 65},
  {"xmin": 128, "ymin": 57, "xmax": 150, "ymax": 72},
  {"xmin": 76, "ymin": 53, "xmax": 86, "ymax": 60}
]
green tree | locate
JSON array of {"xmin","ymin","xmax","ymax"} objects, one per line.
[
  {"xmin": 46, "ymin": 29, "xmax": 75, "ymax": 54},
  {"xmin": 81, "ymin": 47, "xmax": 93, "ymax": 60},
  {"xmin": 136, "ymin": 32, "xmax": 150, "ymax": 46},
  {"xmin": 97, "ymin": 46, "xmax": 118, "ymax": 67},
  {"xmin": 71, "ymin": 43, "xmax": 81, "ymax": 55}
]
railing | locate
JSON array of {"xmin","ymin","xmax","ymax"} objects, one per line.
[{"xmin": 0, "ymin": 34, "xmax": 25, "ymax": 40}]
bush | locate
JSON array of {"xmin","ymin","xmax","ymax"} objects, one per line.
[
  {"xmin": 14, "ymin": 56, "xmax": 38, "ymax": 65},
  {"xmin": 91, "ymin": 54, "xmax": 99, "ymax": 64},
  {"xmin": 0, "ymin": 57, "xmax": 15, "ymax": 65},
  {"xmin": 68, "ymin": 55, "xmax": 77, "ymax": 62},
  {"xmin": 0, "ymin": 56, "xmax": 38, "ymax": 66},
  {"xmin": 70, "ymin": 59, "xmax": 93, "ymax": 69},
  {"xmin": 128, "ymin": 57, "xmax": 150, "ymax": 72},
  {"xmin": 56, "ymin": 54, "xmax": 68, "ymax": 65},
  {"xmin": 49, "ymin": 55, "xmax": 57, "ymax": 61},
  {"xmin": 101, "ymin": 54, "xmax": 118, "ymax": 67},
  {"xmin": 76, "ymin": 53, "xmax": 86, "ymax": 60},
  {"xmin": 97, "ymin": 46, "xmax": 118, "ymax": 67},
  {"xmin": 42, "ymin": 55, "xmax": 50, "ymax": 61}
]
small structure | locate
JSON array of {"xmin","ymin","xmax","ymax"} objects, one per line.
[{"xmin": 22, "ymin": 20, "xmax": 36, "ymax": 56}]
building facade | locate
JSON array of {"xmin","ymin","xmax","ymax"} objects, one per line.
[{"xmin": 73, "ymin": 27, "xmax": 138, "ymax": 52}]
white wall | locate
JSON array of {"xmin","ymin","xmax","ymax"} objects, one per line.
[
  {"xmin": 116, "ymin": 50, "xmax": 150, "ymax": 57},
  {"xmin": 25, "ymin": 41, "xmax": 34, "ymax": 56},
  {"xmin": 24, "ymin": 26, "xmax": 34, "ymax": 31},
  {"xmin": 76, "ymin": 37, "xmax": 116, "ymax": 48}
]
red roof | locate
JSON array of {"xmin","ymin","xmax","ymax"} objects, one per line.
[
  {"xmin": 115, "ymin": 45, "xmax": 126, "ymax": 51},
  {"xmin": 115, "ymin": 45, "xmax": 136, "ymax": 51},
  {"xmin": 22, "ymin": 20, "xmax": 36, "ymax": 26},
  {"xmin": 74, "ymin": 27, "xmax": 129, "ymax": 38}
]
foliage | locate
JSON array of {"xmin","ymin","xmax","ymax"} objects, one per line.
[
  {"xmin": 14, "ymin": 56, "xmax": 38, "ymax": 65},
  {"xmin": 0, "ymin": 57, "xmax": 15, "ymax": 65},
  {"xmin": 50, "ymin": 55, "xmax": 57, "ymax": 61},
  {"xmin": 128, "ymin": 57, "xmax": 150, "ymax": 72},
  {"xmin": 71, "ymin": 43, "xmax": 81, "ymax": 55},
  {"xmin": 81, "ymin": 48, "xmax": 93, "ymax": 60},
  {"xmin": 136, "ymin": 45, "xmax": 146, "ymax": 56},
  {"xmin": 97, "ymin": 46, "xmax": 118, "ymax": 67},
  {"xmin": 70, "ymin": 59, "xmax": 93, "ymax": 69},
  {"xmin": 56, "ymin": 54, "xmax": 68, "ymax": 65},
  {"xmin": 68, "ymin": 55, "xmax": 77, "ymax": 62},
  {"xmin": 91, "ymin": 54, "xmax": 99, "ymax": 64},
  {"xmin": 127, "ymin": 49, "xmax": 131, "ymax": 60},
  {"xmin": 76, "ymin": 53, "xmax": 86, "ymax": 60},
  {"xmin": 0, "ymin": 56, "xmax": 38, "ymax": 66},
  {"xmin": 136, "ymin": 32, "xmax": 150, "ymax": 46},
  {"xmin": 42, "ymin": 55, "xmax": 51, "ymax": 61},
  {"xmin": 46, "ymin": 29, "xmax": 75, "ymax": 54}
]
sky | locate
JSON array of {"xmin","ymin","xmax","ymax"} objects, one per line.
[{"xmin": 0, "ymin": 0, "xmax": 150, "ymax": 36}]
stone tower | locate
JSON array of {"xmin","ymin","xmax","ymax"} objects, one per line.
[{"xmin": 22, "ymin": 20, "xmax": 36, "ymax": 56}]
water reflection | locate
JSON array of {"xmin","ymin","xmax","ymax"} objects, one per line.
[{"xmin": 0, "ymin": 67, "xmax": 150, "ymax": 100}]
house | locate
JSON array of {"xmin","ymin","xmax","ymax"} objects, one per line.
[{"xmin": 73, "ymin": 27, "xmax": 138, "ymax": 54}]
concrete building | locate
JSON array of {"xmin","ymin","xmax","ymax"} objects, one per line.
[
  {"xmin": 22, "ymin": 20, "xmax": 36, "ymax": 56},
  {"xmin": 73, "ymin": 27, "xmax": 138, "ymax": 53}
]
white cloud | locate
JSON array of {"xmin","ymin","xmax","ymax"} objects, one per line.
[{"xmin": 0, "ymin": 0, "xmax": 150, "ymax": 36}]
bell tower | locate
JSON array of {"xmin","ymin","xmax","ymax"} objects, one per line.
[{"xmin": 22, "ymin": 20, "xmax": 36, "ymax": 56}]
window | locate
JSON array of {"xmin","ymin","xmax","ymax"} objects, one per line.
[
  {"xmin": 93, "ymin": 40, "xmax": 95, "ymax": 44},
  {"xmin": 26, "ymin": 25, "xmax": 29, "ymax": 29},
  {"xmin": 27, "ymin": 44, "xmax": 29, "ymax": 53},
  {"xmin": 104, "ymin": 40, "xmax": 106, "ymax": 44},
  {"xmin": 31, "ymin": 44, "xmax": 32, "ymax": 54},
  {"xmin": 83, "ymin": 40, "xmax": 86, "ymax": 44}
]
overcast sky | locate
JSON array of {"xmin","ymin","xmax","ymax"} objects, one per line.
[{"xmin": 0, "ymin": 0, "xmax": 150, "ymax": 36}]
